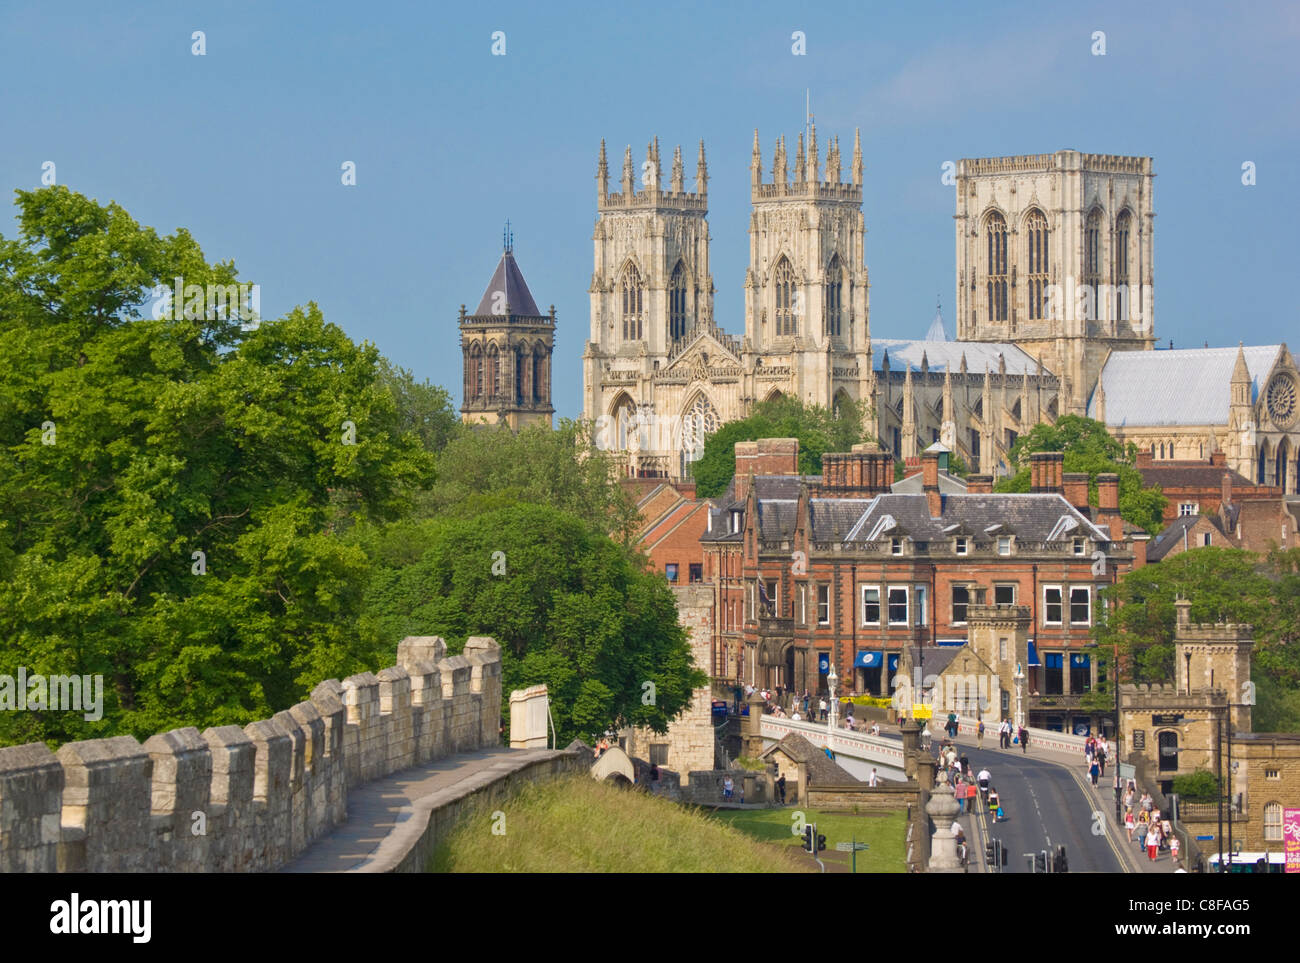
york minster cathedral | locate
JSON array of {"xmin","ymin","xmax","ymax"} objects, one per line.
[{"xmin": 464, "ymin": 127, "xmax": 1300, "ymax": 493}]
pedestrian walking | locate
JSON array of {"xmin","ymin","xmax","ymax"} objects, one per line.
[
  {"xmin": 977, "ymin": 719, "xmax": 985, "ymax": 748},
  {"xmin": 1097, "ymin": 744, "xmax": 1106, "ymax": 778},
  {"xmin": 966, "ymin": 780, "xmax": 978, "ymax": 814},
  {"xmin": 1170, "ymin": 834, "xmax": 1180, "ymax": 866},
  {"xmin": 1125, "ymin": 807, "xmax": 1135, "ymax": 841},
  {"xmin": 955, "ymin": 776, "xmax": 966, "ymax": 813},
  {"xmin": 723, "ymin": 775, "xmax": 734, "ymax": 801},
  {"xmin": 1089, "ymin": 759, "xmax": 1100, "ymax": 786},
  {"xmin": 1136, "ymin": 814, "xmax": 1148, "ymax": 851},
  {"xmin": 1018, "ymin": 726, "xmax": 1029, "ymax": 754},
  {"xmin": 1147, "ymin": 823, "xmax": 1161, "ymax": 861},
  {"xmin": 1000, "ymin": 719, "xmax": 1011, "ymax": 749},
  {"xmin": 868, "ymin": 767, "xmax": 879, "ymax": 787},
  {"xmin": 818, "ymin": 697, "xmax": 827, "ymax": 722},
  {"xmin": 776, "ymin": 773, "xmax": 787, "ymax": 804}
]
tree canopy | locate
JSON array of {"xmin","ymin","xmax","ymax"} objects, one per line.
[
  {"xmin": 994, "ymin": 414, "xmax": 1167, "ymax": 535},
  {"xmin": 356, "ymin": 504, "xmax": 708, "ymax": 744},
  {"xmin": 690, "ymin": 396, "xmax": 871, "ymax": 498},
  {"xmin": 0, "ymin": 187, "xmax": 433, "ymax": 745},
  {"xmin": 1094, "ymin": 546, "xmax": 1300, "ymax": 732}
]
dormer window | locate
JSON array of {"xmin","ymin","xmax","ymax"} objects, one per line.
[
  {"xmin": 997, "ymin": 536, "xmax": 1012, "ymax": 556},
  {"xmin": 730, "ymin": 510, "xmax": 742, "ymax": 534},
  {"xmin": 890, "ymin": 537, "xmax": 904, "ymax": 556},
  {"xmin": 1072, "ymin": 538, "xmax": 1086, "ymax": 556},
  {"xmin": 955, "ymin": 536, "xmax": 969, "ymax": 556}
]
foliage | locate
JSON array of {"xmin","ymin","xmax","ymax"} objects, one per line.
[
  {"xmin": 946, "ymin": 452, "xmax": 970, "ymax": 478},
  {"xmin": 356, "ymin": 503, "xmax": 707, "ymax": 745},
  {"xmin": 1097, "ymin": 547, "xmax": 1300, "ymax": 731},
  {"xmin": 0, "ymin": 187, "xmax": 433, "ymax": 746},
  {"xmin": 993, "ymin": 415, "xmax": 1167, "ymax": 535},
  {"xmin": 712, "ymin": 807, "xmax": 908, "ymax": 873},
  {"xmin": 1171, "ymin": 769, "xmax": 1221, "ymax": 801},
  {"xmin": 429, "ymin": 775, "xmax": 810, "ymax": 873},
  {"xmin": 374, "ymin": 357, "xmax": 458, "ymax": 456},
  {"xmin": 417, "ymin": 419, "xmax": 640, "ymax": 544},
  {"xmin": 690, "ymin": 396, "xmax": 871, "ymax": 498}
]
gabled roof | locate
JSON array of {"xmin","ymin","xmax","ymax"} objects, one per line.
[
  {"xmin": 1137, "ymin": 464, "xmax": 1255, "ymax": 491},
  {"xmin": 473, "ymin": 251, "xmax": 543, "ymax": 317},
  {"xmin": 1089, "ymin": 345, "xmax": 1283, "ymax": 427},
  {"xmin": 893, "ymin": 469, "xmax": 968, "ymax": 494},
  {"xmin": 841, "ymin": 493, "xmax": 1111, "ymax": 544},
  {"xmin": 874, "ymin": 339, "xmax": 1047, "ymax": 376},
  {"xmin": 1146, "ymin": 514, "xmax": 1228, "ymax": 561},
  {"xmin": 759, "ymin": 733, "xmax": 861, "ymax": 785}
]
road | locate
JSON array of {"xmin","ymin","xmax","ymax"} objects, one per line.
[{"xmin": 954, "ymin": 741, "xmax": 1126, "ymax": 873}]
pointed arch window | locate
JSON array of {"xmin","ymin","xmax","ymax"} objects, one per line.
[
  {"xmin": 468, "ymin": 343, "xmax": 483, "ymax": 403},
  {"xmin": 613, "ymin": 394, "xmax": 637, "ymax": 451},
  {"xmin": 669, "ymin": 261, "xmax": 688, "ymax": 343},
  {"xmin": 486, "ymin": 344, "xmax": 501, "ymax": 400},
  {"xmin": 1114, "ymin": 210, "xmax": 1132, "ymax": 322},
  {"xmin": 774, "ymin": 257, "xmax": 797, "ymax": 337},
  {"xmin": 1083, "ymin": 209, "xmax": 1102, "ymax": 323},
  {"xmin": 532, "ymin": 347, "xmax": 545, "ymax": 404},
  {"xmin": 681, "ymin": 394, "xmax": 719, "ymax": 476},
  {"xmin": 825, "ymin": 254, "xmax": 843, "ymax": 338},
  {"xmin": 986, "ymin": 213, "xmax": 1008, "ymax": 322},
  {"xmin": 621, "ymin": 263, "xmax": 644, "ymax": 341},
  {"xmin": 1026, "ymin": 210, "xmax": 1049, "ymax": 321}
]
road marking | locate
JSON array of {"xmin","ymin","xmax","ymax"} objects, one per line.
[{"xmin": 1061, "ymin": 760, "xmax": 1131, "ymax": 873}]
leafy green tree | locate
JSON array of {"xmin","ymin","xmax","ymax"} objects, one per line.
[
  {"xmin": 690, "ymin": 396, "xmax": 871, "ymax": 497},
  {"xmin": 375, "ymin": 358, "xmax": 458, "ymax": 456},
  {"xmin": 0, "ymin": 187, "xmax": 433, "ymax": 746},
  {"xmin": 1171, "ymin": 769, "xmax": 1220, "ymax": 801},
  {"xmin": 994, "ymin": 414, "xmax": 1167, "ymax": 534},
  {"xmin": 418, "ymin": 419, "xmax": 640, "ymax": 544},
  {"xmin": 357, "ymin": 504, "xmax": 707, "ymax": 744}
]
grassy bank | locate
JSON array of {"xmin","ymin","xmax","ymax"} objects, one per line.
[
  {"xmin": 712, "ymin": 807, "xmax": 908, "ymax": 872},
  {"xmin": 428, "ymin": 775, "xmax": 812, "ymax": 873}
]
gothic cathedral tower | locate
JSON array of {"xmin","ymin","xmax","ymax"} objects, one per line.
[
  {"xmin": 459, "ymin": 228, "xmax": 556, "ymax": 429},
  {"xmin": 745, "ymin": 126, "xmax": 872, "ymax": 413},
  {"xmin": 954, "ymin": 151, "xmax": 1156, "ymax": 415}
]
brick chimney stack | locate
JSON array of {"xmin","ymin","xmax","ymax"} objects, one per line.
[
  {"xmin": 1221, "ymin": 471, "xmax": 1232, "ymax": 509},
  {"xmin": 818, "ymin": 442, "xmax": 892, "ymax": 496},
  {"xmin": 1030, "ymin": 452, "xmax": 1064, "ymax": 493},
  {"xmin": 922, "ymin": 449, "xmax": 942, "ymax": 517},
  {"xmin": 1063, "ymin": 472, "xmax": 1090, "ymax": 513},
  {"xmin": 966, "ymin": 474, "xmax": 994, "ymax": 494},
  {"xmin": 1097, "ymin": 472, "xmax": 1121, "ymax": 538}
]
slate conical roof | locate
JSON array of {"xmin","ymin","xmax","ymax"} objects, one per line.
[{"xmin": 473, "ymin": 250, "xmax": 542, "ymax": 317}]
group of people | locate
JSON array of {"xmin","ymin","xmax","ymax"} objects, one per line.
[
  {"xmin": 995, "ymin": 719, "xmax": 1030, "ymax": 752},
  {"xmin": 1084, "ymin": 734, "xmax": 1109, "ymax": 786},
  {"xmin": 1122, "ymin": 783, "xmax": 1180, "ymax": 865}
]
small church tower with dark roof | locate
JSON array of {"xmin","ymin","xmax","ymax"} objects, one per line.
[{"xmin": 459, "ymin": 224, "xmax": 555, "ymax": 429}]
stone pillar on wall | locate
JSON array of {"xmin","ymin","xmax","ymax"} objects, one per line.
[
  {"xmin": 510, "ymin": 685, "xmax": 551, "ymax": 748},
  {"xmin": 926, "ymin": 777, "xmax": 964, "ymax": 873},
  {"xmin": 743, "ymin": 692, "xmax": 766, "ymax": 758},
  {"xmin": 203, "ymin": 725, "xmax": 256, "ymax": 872},
  {"xmin": 0, "ymin": 743, "xmax": 63, "ymax": 873},
  {"xmin": 56, "ymin": 736, "xmax": 153, "ymax": 872},
  {"xmin": 900, "ymin": 718, "xmax": 922, "ymax": 779},
  {"xmin": 142, "ymin": 726, "xmax": 212, "ymax": 873},
  {"xmin": 465, "ymin": 636, "xmax": 503, "ymax": 747}
]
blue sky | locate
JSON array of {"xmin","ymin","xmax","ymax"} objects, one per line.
[{"xmin": 2, "ymin": 1, "xmax": 1296, "ymax": 419}]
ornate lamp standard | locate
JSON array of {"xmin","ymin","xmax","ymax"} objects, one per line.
[
  {"xmin": 1013, "ymin": 662, "xmax": 1025, "ymax": 731},
  {"xmin": 827, "ymin": 661, "xmax": 839, "ymax": 758}
]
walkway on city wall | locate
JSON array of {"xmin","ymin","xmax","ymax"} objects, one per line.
[{"xmin": 284, "ymin": 746, "xmax": 581, "ymax": 873}]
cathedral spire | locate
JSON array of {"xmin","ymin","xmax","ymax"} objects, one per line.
[
  {"xmin": 596, "ymin": 139, "xmax": 608, "ymax": 198},
  {"xmin": 774, "ymin": 135, "xmax": 788, "ymax": 188},
  {"xmin": 851, "ymin": 127, "xmax": 863, "ymax": 186},
  {"xmin": 645, "ymin": 139, "xmax": 660, "ymax": 192},
  {"xmin": 751, "ymin": 129, "xmax": 762, "ymax": 187},
  {"xmin": 621, "ymin": 144, "xmax": 633, "ymax": 196},
  {"xmin": 671, "ymin": 144, "xmax": 684, "ymax": 193},
  {"xmin": 807, "ymin": 121, "xmax": 819, "ymax": 183},
  {"xmin": 696, "ymin": 139, "xmax": 708, "ymax": 195}
]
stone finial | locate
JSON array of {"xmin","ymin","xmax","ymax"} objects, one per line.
[
  {"xmin": 671, "ymin": 144, "xmax": 684, "ymax": 192},
  {"xmin": 621, "ymin": 144, "xmax": 634, "ymax": 195},
  {"xmin": 596, "ymin": 138, "xmax": 608, "ymax": 197},
  {"xmin": 696, "ymin": 140, "xmax": 708, "ymax": 194},
  {"xmin": 851, "ymin": 127, "xmax": 863, "ymax": 186}
]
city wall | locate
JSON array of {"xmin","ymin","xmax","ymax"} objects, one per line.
[{"xmin": 0, "ymin": 636, "xmax": 502, "ymax": 873}]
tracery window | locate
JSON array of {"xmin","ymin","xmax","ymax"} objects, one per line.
[
  {"xmin": 986, "ymin": 213, "xmax": 1008, "ymax": 322},
  {"xmin": 1083, "ymin": 209, "xmax": 1102, "ymax": 322},
  {"xmin": 621, "ymin": 263, "xmax": 644, "ymax": 341},
  {"xmin": 825, "ymin": 254, "xmax": 843, "ymax": 338},
  {"xmin": 669, "ymin": 261, "xmax": 688, "ymax": 342},
  {"xmin": 1114, "ymin": 210, "xmax": 1132, "ymax": 322},
  {"xmin": 774, "ymin": 257, "xmax": 797, "ymax": 337},
  {"xmin": 1027, "ymin": 209, "xmax": 1049, "ymax": 321}
]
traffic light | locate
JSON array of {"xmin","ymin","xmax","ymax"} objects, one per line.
[
  {"xmin": 985, "ymin": 842, "xmax": 996, "ymax": 866},
  {"xmin": 816, "ymin": 833, "xmax": 827, "ymax": 853},
  {"xmin": 1035, "ymin": 850, "xmax": 1047, "ymax": 873},
  {"xmin": 803, "ymin": 825, "xmax": 814, "ymax": 854},
  {"xmin": 1057, "ymin": 845, "xmax": 1069, "ymax": 874}
]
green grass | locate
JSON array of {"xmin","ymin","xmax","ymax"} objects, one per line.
[
  {"xmin": 712, "ymin": 807, "xmax": 908, "ymax": 873},
  {"xmin": 427, "ymin": 775, "xmax": 812, "ymax": 873}
]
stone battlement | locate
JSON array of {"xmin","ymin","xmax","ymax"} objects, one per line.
[
  {"xmin": 0, "ymin": 636, "xmax": 501, "ymax": 873},
  {"xmin": 1119, "ymin": 682, "xmax": 1226, "ymax": 710}
]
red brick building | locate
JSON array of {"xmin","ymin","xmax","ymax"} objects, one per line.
[
  {"xmin": 1136, "ymin": 449, "xmax": 1281, "ymax": 527},
  {"xmin": 699, "ymin": 439, "xmax": 1141, "ymax": 733}
]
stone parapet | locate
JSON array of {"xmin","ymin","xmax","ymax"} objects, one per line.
[{"xmin": 0, "ymin": 636, "xmax": 502, "ymax": 873}]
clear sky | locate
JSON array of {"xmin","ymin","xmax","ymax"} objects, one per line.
[{"xmin": 2, "ymin": 1, "xmax": 1296, "ymax": 419}]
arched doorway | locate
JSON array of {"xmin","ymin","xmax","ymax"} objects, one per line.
[
  {"xmin": 1258, "ymin": 440, "xmax": 1271, "ymax": 485},
  {"xmin": 1157, "ymin": 730, "xmax": 1179, "ymax": 774},
  {"xmin": 1277, "ymin": 439, "xmax": 1291, "ymax": 494}
]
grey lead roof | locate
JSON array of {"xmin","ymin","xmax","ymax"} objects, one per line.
[
  {"xmin": 473, "ymin": 251, "xmax": 543, "ymax": 317},
  {"xmin": 841, "ymin": 493, "xmax": 1110, "ymax": 543},
  {"xmin": 873, "ymin": 339, "xmax": 1047, "ymax": 376},
  {"xmin": 1089, "ymin": 345, "xmax": 1281, "ymax": 427}
]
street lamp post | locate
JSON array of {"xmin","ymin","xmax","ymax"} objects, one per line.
[
  {"xmin": 827, "ymin": 662, "xmax": 838, "ymax": 758},
  {"xmin": 1013, "ymin": 662, "xmax": 1025, "ymax": 731}
]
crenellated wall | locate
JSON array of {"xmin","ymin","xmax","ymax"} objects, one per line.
[{"xmin": 0, "ymin": 636, "xmax": 501, "ymax": 873}]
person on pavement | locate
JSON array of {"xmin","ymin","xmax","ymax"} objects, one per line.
[
  {"xmin": 977, "ymin": 768, "xmax": 991, "ymax": 796},
  {"xmin": 977, "ymin": 719, "xmax": 985, "ymax": 748},
  {"xmin": 1018, "ymin": 726, "xmax": 1029, "ymax": 753}
]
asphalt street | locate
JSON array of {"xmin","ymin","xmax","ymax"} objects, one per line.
[{"xmin": 953, "ymin": 741, "xmax": 1126, "ymax": 873}]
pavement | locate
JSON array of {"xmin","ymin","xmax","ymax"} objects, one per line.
[
  {"xmin": 282, "ymin": 746, "xmax": 565, "ymax": 873},
  {"xmin": 943, "ymin": 735, "xmax": 1178, "ymax": 874}
]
